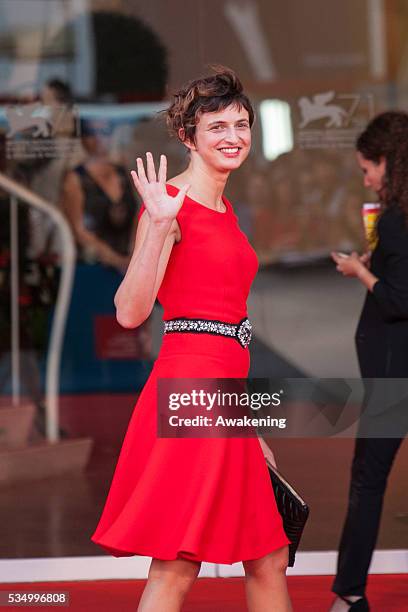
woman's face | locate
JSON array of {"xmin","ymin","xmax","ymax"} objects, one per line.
[
  {"xmin": 356, "ymin": 151, "xmax": 386, "ymax": 194},
  {"xmin": 81, "ymin": 134, "xmax": 111, "ymax": 157},
  {"xmin": 187, "ymin": 104, "xmax": 251, "ymax": 172}
]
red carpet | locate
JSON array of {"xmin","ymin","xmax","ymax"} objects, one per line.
[{"xmin": 0, "ymin": 575, "xmax": 406, "ymax": 611}]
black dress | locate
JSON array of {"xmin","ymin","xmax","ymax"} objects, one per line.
[
  {"xmin": 356, "ymin": 204, "xmax": 408, "ymax": 377},
  {"xmin": 333, "ymin": 204, "xmax": 408, "ymax": 597},
  {"xmin": 73, "ymin": 164, "xmax": 136, "ymax": 258}
]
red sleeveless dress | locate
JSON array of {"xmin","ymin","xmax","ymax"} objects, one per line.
[{"xmin": 91, "ymin": 184, "xmax": 290, "ymax": 564}]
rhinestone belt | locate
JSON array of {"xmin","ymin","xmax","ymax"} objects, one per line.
[{"xmin": 163, "ymin": 317, "xmax": 253, "ymax": 348}]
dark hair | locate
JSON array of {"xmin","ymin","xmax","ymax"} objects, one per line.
[
  {"xmin": 79, "ymin": 117, "xmax": 114, "ymax": 137},
  {"xmin": 166, "ymin": 65, "xmax": 254, "ymax": 143},
  {"xmin": 356, "ymin": 111, "xmax": 408, "ymax": 220},
  {"xmin": 45, "ymin": 78, "xmax": 73, "ymax": 105}
]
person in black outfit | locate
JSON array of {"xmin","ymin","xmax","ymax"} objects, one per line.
[
  {"xmin": 330, "ymin": 111, "xmax": 408, "ymax": 611},
  {"xmin": 61, "ymin": 118, "xmax": 137, "ymax": 271}
]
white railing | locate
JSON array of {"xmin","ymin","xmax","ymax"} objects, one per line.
[{"xmin": 0, "ymin": 172, "xmax": 76, "ymax": 443}]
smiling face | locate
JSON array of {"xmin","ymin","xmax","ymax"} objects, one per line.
[
  {"xmin": 184, "ymin": 104, "xmax": 252, "ymax": 173},
  {"xmin": 356, "ymin": 151, "xmax": 386, "ymax": 195}
]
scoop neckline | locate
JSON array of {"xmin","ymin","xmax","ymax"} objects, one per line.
[{"xmin": 166, "ymin": 183, "xmax": 229, "ymax": 215}]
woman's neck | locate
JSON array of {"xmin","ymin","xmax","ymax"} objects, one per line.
[
  {"xmin": 86, "ymin": 157, "xmax": 114, "ymax": 176},
  {"xmin": 170, "ymin": 161, "xmax": 229, "ymax": 211}
]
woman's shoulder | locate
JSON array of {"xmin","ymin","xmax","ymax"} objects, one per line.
[
  {"xmin": 379, "ymin": 204, "xmax": 405, "ymax": 231},
  {"xmin": 166, "ymin": 175, "xmax": 188, "ymax": 195},
  {"xmin": 165, "ymin": 182, "xmax": 193, "ymax": 214},
  {"xmin": 113, "ymin": 162, "xmax": 131, "ymax": 179},
  {"xmin": 378, "ymin": 203, "xmax": 408, "ymax": 250},
  {"xmin": 62, "ymin": 165, "xmax": 84, "ymax": 191},
  {"xmin": 165, "ymin": 182, "xmax": 182, "ymax": 195}
]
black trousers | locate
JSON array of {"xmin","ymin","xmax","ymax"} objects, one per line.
[{"xmin": 332, "ymin": 437, "xmax": 404, "ymax": 596}]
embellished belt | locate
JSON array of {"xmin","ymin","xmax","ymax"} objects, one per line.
[{"xmin": 163, "ymin": 317, "xmax": 253, "ymax": 349}]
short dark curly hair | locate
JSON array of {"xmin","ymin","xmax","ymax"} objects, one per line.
[
  {"xmin": 356, "ymin": 111, "xmax": 408, "ymax": 221},
  {"xmin": 165, "ymin": 65, "xmax": 254, "ymax": 143}
]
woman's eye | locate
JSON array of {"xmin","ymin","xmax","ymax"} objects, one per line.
[{"xmin": 210, "ymin": 125, "xmax": 223, "ymax": 131}]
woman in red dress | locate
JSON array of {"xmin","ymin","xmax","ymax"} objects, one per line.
[{"xmin": 91, "ymin": 67, "xmax": 292, "ymax": 611}]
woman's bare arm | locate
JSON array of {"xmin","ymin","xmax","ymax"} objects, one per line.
[
  {"xmin": 113, "ymin": 153, "xmax": 190, "ymax": 328},
  {"xmin": 114, "ymin": 212, "xmax": 177, "ymax": 327},
  {"xmin": 331, "ymin": 251, "xmax": 378, "ymax": 291}
]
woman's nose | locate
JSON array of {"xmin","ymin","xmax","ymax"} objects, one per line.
[{"xmin": 224, "ymin": 127, "xmax": 239, "ymax": 142}]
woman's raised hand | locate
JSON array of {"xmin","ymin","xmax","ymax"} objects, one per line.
[{"xmin": 131, "ymin": 153, "xmax": 190, "ymax": 223}]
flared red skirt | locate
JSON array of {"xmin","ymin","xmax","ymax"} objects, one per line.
[{"xmin": 91, "ymin": 333, "xmax": 290, "ymax": 564}]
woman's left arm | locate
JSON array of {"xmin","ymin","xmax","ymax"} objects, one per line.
[
  {"xmin": 332, "ymin": 252, "xmax": 379, "ymax": 292},
  {"xmin": 332, "ymin": 214, "xmax": 408, "ymax": 321}
]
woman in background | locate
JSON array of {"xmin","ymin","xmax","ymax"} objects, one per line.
[
  {"xmin": 62, "ymin": 118, "xmax": 136, "ymax": 272},
  {"xmin": 60, "ymin": 118, "xmax": 141, "ymax": 395},
  {"xmin": 331, "ymin": 111, "xmax": 408, "ymax": 611}
]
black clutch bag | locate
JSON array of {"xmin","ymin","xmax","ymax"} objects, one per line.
[{"xmin": 266, "ymin": 458, "xmax": 310, "ymax": 567}]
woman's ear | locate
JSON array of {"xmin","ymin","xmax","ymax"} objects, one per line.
[{"xmin": 178, "ymin": 127, "xmax": 196, "ymax": 151}]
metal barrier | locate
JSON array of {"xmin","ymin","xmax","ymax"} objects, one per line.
[{"xmin": 0, "ymin": 172, "xmax": 76, "ymax": 443}]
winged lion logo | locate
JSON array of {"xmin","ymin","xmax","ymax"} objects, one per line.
[
  {"xmin": 6, "ymin": 103, "xmax": 51, "ymax": 138},
  {"xmin": 298, "ymin": 91, "xmax": 347, "ymax": 128}
]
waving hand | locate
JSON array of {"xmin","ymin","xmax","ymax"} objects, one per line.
[{"xmin": 131, "ymin": 153, "xmax": 189, "ymax": 223}]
